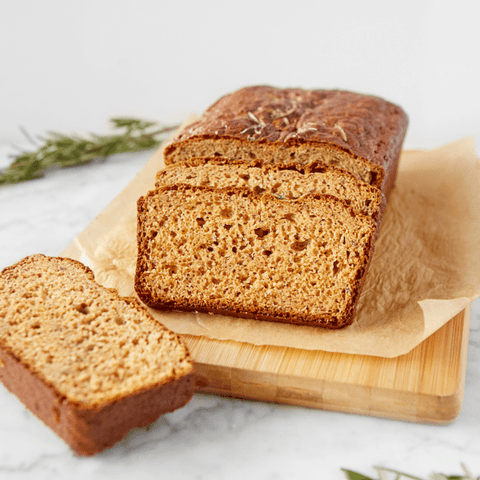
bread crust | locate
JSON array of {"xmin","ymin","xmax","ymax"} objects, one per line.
[
  {"xmin": 0, "ymin": 254, "xmax": 195, "ymax": 456},
  {"xmin": 163, "ymin": 85, "xmax": 408, "ymax": 197}
]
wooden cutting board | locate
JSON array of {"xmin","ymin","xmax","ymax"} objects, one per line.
[
  {"xmin": 187, "ymin": 306, "xmax": 470, "ymax": 424},
  {"xmin": 62, "ymin": 141, "xmax": 472, "ymax": 425}
]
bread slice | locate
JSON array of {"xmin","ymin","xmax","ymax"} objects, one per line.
[
  {"xmin": 156, "ymin": 157, "xmax": 385, "ymax": 221},
  {"xmin": 0, "ymin": 254, "xmax": 195, "ymax": 456},
  {"xmin": 135, "ymin": 185, "xmax": 377, "ymax": 329},
  {"xmin": 163, "ymin": 85, "xmax": 408, "ymax": 198}
]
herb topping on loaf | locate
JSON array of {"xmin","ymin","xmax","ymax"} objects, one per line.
[{"xmin": 163, "ymin": 85, "xmax": 408, "ymax": 197}]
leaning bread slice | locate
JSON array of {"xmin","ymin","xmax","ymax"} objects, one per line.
[
  {"xmin": 156, "ymin": 157, "xmax": 385, "ymax": 221},
  {"xmin": 135, "ymin": 185, "xmax": 377, "ymax": 329},
  {"xmin": 0, "ymin": 254, "xmax": 195, "ymax": 456}
]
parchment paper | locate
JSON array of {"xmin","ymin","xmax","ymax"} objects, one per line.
[{"xmin": 62, "ymin": 135, "xmax": 480, "ymax": 358}]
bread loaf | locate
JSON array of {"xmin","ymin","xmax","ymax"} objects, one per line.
[
  {"xmin": 0, "ymin": 254, "xmax": 195, "ymax": 456},
  {"xmin": 137, "ymin": 86, "xmax": 408, "ymax": 330},
  {"xmin": 135, "ymin": 185, "xmax": 377, "ymax": 329},
  {"xmin": 156, "ymin": 156, "xmax": 385, "ymax": 221},
  {"xmin": 163, "ymin": 85, "xmax": 408, "ymax": 198}
]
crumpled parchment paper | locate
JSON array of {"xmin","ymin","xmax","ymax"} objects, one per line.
[{"xmin": 62, "ymin": 135, "xmax": 480, "ymax": 358}]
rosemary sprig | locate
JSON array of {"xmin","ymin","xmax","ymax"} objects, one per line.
[
  {"xmin": 342, "ymin": 464, "xmax": 478, "ymax": 480},
  {"xmin": 0, "ymin": 117, "xmax": 179, "ymax": 185}
]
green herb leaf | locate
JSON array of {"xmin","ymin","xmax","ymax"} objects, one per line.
[
  {"xmin": 341, "ymin": 469, "xmax": 376, "ymax": 480},
  {"xmin": 341, "ymin": 465, "xmax": 478, "ymax": 480},
  {"xmin": 0, "ymin": 117, "xmax": 179, "ymax": 186}
]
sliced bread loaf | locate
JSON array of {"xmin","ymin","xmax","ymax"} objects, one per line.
[
  {"xmin": 0, "ymin": 254, "xmax": 195, "ymax": 456},
  {"xmin": 163, "ymin": 85, "xmax": 408, "ymax": 198},
  {"xmin": 156, "ymin": 157, "xmax": 385, "ymax": 221},
  {"xmin": 135, "ymin": 185, "xmax": 377, "ymax": 329}
]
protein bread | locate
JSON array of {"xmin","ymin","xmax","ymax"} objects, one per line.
[{"xmin": 0, "ymin": 254, "xmax": 195, "ymax": 456}]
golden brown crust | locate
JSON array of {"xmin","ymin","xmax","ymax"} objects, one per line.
[
  {"xmin": 163, "ymin": 85, "xmax": 408, "ymax": 196},
  {"xmin": 0, "ymin": 254, "xmax": 195, "ymax": 456}
]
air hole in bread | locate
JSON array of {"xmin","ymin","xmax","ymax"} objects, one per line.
[
  {"xmin": 238, "ymin": 173, "xmax": 250, "ymax": 182},
  {"xmin": 254, "ymin": 227, "xmax": 270, "ymax": 238},
  {"xmin": 166, "ymin": 264, "xmax": 178, "ymax": 274},
  {"xmin": 282, "ymin": 213, "xmax": 295, "ymax": 222},
  {"xmin": 291, "ymin": 240, "xmax": 309, "ymax": 251},
  {"xmin": 196, "ymin": 217, "xmax": 206, "ymax": 227},
  {"xmin": 333, "ymin": 261, "xmax": 340, "ymax": 275},
  {"xmin": 270, "ymin": 182, "xmax": 282, "ymax": 193},
  {"xmin": 74, "ymin": 303, "xmax": 90, "ymax": 315}
]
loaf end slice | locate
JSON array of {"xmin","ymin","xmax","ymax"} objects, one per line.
[
  {"xmin": 135, "ymin": 185, "xmax": 377, "ymax": 329},
  {"xmin": 0, "ymin": 254, "xmax": 195, "ymax": 456}
]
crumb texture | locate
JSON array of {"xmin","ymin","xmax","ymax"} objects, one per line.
[
  {"xmin": 135, "ymin": 186, "xmax": 377, "ymax": 328},
  {"xmin": 0, "ymin": 255, "xmax": 193, "ymax": 406}
]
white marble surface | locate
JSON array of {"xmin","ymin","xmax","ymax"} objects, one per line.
[{"xmin": 1, "ymin": 146, "xmax": 480, "ymax": 480}]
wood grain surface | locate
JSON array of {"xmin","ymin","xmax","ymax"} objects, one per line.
[{"xmin": 189, "ymin": 306, "xmax": 470, "ymax": 424}]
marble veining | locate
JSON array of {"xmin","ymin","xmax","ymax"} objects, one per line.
[{"xmin": 1, "ymin": 146, "xmax": 479, "ymax": 479}]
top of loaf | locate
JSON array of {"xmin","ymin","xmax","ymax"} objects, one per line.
[{"xmin": 164, "ymin": 85, "xmax": 408, "ymax": 186}]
